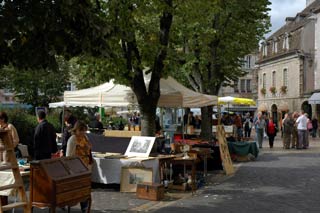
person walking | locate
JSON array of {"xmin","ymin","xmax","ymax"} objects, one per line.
[
  {"xmin": 66, "ymin": 121, "xmax": 93, "ymax": 213},
  {"xmin": 266, "ymin": 116, "xmax": 277, "ymax": 148},
  {"xmin": 283, "ymin": 112, "xmax": 294, "ymax": 149},
  {"xmin": 296, "ymin": 111, "xmax": 308, "ymax": 149},
  {"xmin": 254, "ymin": 112, "xmax": 266, "ymax": 148},
  {"xmin": 33, "ymin": 110, "xmax": 58, "ymax": 160}
]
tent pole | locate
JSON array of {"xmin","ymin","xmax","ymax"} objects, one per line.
[{"xmin": 182, "ymin": 108, "xmax": 185, "ymax": 142}]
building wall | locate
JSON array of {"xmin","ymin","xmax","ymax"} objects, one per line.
[
  {"xmin": 315, "ymin": 12, "xmax": 320, "ymax": 90},
  {"xmin": 258, "ymin": 56, "xmax": 302, "ymax": 112}
]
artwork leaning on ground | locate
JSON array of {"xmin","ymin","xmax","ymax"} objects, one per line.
[{"xmin": 120, "ymin": 167, "xmax": 153, "ymax": 192}]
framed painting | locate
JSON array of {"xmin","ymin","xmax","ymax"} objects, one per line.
[
  {"xmin": 125, "ymin": 136, "xmax": 156, "ymax": 158},
  {"xmin": 120, "ymin": 167, "xmax": 153, "ymax": 192}
]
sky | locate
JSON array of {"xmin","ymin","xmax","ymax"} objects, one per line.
[{"xmin": 267, "ymin": 0, "xmax": 306, "ymax": 37}]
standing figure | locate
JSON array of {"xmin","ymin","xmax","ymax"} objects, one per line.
[
  {"xmin": 311, "ymin": 116, "xmax": 318, "ymax": 138},
  {"xmin": 291, "ymin": 111, "xmax": 299, "ymax": 148},
  {"xmin": 0, "ymin": 111, "xmax": 20, "ymax": 161},
  {"xmin": 243, "ymin": 114, "xmax": 253, "ymax": 138},
  {"xmin": 254, "ymin": 112, "xmax": 266, "ymax": 148},
  {"xmin": 283, "ymin": 113, "xmax": 294, "ymax": 149},
  {"xmin": 66, "ymin": 121, "xmax": 92, "ymax": 213},
  {"xmin": 296, "ymin": 111, "xmax": 308, "ymax": 149},
  {"xmin": 266, "ymin": 116, "xmax": 277, "ymax": 148},
  {"xmin": 33, "ymin": 111, "xmax": 57, "ymax": 160},
  {"xmin": 62, "ymin": 110, "xmax": 77, "ymax": 156}
]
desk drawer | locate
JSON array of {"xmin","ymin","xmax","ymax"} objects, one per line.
[
  {"xmin": 56, "ymin": 187, "xmax": 91, "ymax": 204},
  {"xmin": 56, "ymin": 177, "xmax": 91, "ymax": 193}
]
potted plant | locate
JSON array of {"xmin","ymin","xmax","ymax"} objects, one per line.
[
  {"xmin": 280, "ymin": 85, "xmax": 287, "ymax": 94},
  {"xmin": 260, "ymin": 88, "xmax": 266, "ymax": 95},
  {"xmin": 269, "ymin": 86, "xmax": 277, "ymax": 94}
]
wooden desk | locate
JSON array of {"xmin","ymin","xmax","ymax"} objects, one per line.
[{"xmin": 104, "ymin": 130, "xmax": 141, "ymax": 137}]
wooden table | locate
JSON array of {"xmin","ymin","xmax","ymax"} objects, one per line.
[{"xmin": 171, "ymin": 157, "xmax": 197, "ymax": 194}]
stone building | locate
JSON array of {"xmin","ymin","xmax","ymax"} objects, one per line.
[
  {"xmin": 218, "ymin": 52, "xmax": 258, "ymax": 113},
  {"xmin": 257, "ymin": 0, "xmax": 320, "ymax": 123}
]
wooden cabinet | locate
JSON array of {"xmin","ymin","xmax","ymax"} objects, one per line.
[{"xmin": 30, "ymin": 157, "xmax": 91, "ymax": 213}]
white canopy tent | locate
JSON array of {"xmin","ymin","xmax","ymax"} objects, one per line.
[{"xmin": 61, "ymin": 76, "xmax": 218, "ymax": 108}]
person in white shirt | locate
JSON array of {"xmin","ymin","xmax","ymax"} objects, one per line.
[{"xmin": 295, "ymin": 111, "xmax": 308, "ymax": 149}]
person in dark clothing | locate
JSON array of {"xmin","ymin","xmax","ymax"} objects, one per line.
[
  {"xmin": 89, "ymin": 113, "xmax": 104, "ymax": 130},
  {"xmin": 33, "ymin": 110, "xmax": 57, "ymax": 160},
  {"xmin": 311, "ymin": 117, "xmax": 318, "ymax": 138},
  {"xmin": 62, "ymin": 110, "xmax": 77, "ymax": 156}
]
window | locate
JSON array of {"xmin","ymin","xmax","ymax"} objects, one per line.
[
  {"xmin": 283, "ymin": 33, "xmax": 289, "ymax": 50},
  {"xmin": 262, "ymin": 44, "xmax": 267, "ymax": 56},
  {"xmin": 263, "ymin": 73, "xmax": 266, "ymax": 89},
  {"xmin": 247, "ymin": 55, "xmax": 251, "ymax": 68},
  {"xmin": 283, "ymin": 68, "xmax": 288, "ymax": 86},
  {"xmin": 234, "ymin": 80, "xmax": 239, "ymax": 93},
  {"xmin": 240, "ymin": 79, "xmax": 246, "ymax": 92},
  {"xmin": 246, "ymin": 79, "xmax": 251, "ymax": 92},
  {"xmin": 272, "ymin": 41, "xmax": 278, "ymax": 53},
  {"xmin": 272, "ymin": 71, "xmax": 276, "ymax": 87}
]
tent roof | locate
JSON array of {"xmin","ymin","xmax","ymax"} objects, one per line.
[
  {"xmin": 308, "ymin": 92, "xmax": 320, "ymax": 104},
  {"xmin": 62, "ymin": 76, "xmax": 217, "ymax": 108}
]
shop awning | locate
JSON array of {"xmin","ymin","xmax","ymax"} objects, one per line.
[{"xmin": 308, "ymin": 93, "xmax": 320, "ymax": 104}]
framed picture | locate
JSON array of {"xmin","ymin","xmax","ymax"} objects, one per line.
[
  {"xmin": 125, "ymin": 136, "xmax": 156, "ymax": 158},
  {"xmin": 120, "ymin": 167, "xmax": 153, "ymax": 192}
]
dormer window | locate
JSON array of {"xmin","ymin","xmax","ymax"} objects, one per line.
[
  {"xmin": 272, "ymin": 40, "xmax": 278, "ymax": 54},
  {"xmin": 262, "ymin": 43, "xmax": 267, "ymax": 56},
  {"xmin": 282, "ymin": 33, "xmax": 289, "ymax": 50}
]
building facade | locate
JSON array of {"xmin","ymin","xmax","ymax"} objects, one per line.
[
  {"xmin": 257, "ymin": 0, "xmax": 320, "ymax": 122},
  {"xmin": 218, "ymin": 53, "xmax": 258, "ymax": 112}
]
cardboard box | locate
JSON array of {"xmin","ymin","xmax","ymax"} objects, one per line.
[{"xmin": 136, "ymin": 182, "xmax": 165, "ymax": 201}]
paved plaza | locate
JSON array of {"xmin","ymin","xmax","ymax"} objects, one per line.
[{"xmin": 12, "ymin": 135, "xmax": 320, "ymax": 212}]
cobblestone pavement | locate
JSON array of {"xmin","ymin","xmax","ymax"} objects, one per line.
[{"xmin": 11, "ymin": 135, "xmax": 320, "ymax": 212}]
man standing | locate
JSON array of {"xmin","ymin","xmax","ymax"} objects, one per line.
[
  {"xmin": 283, "ymin": 112, "xmax": 294, "ymax": 149},
  {"xmin": 296, "ymin": 111, "xmax": 308, "ymax": 149},
  {"xmin": 254, "ymin": 112, "xmax": 266, "ymax": 148},
  {"xmin": 34, "ymin": 110, "xmax": 57, "ymax": 160}
]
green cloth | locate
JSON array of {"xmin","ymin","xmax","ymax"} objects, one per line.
[{"xmin": 227, "ymin": 141, "xmax": 259, "ymax": 158}]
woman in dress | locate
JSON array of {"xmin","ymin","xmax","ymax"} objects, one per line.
[{"xmin": 66, "ymin": 120, "xmax": 92, "ymax": 213}]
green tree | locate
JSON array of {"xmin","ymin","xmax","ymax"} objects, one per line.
[
  {"xmin": 0, "ymin": 0, "xmax": 109, "ymax": 69},
  {"xmin": 172, "ymin": 0, "xmax": 271, "ymax": 139},
  {"xmin": 0, "ymin": 57, "xmax": 70, "ymax": 109}
]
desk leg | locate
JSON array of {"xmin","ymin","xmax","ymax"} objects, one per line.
[
  {"xmin": 204, "ymin": 155, "xmax": 207, "ymax": 177},
  {"xmin": 191, "ymin": 162, "xmax": 196, "ymax": 194}
]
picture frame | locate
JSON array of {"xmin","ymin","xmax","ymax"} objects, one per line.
[
  {"xmin": 125, "ymin": 136, "xmax": 156, "ymax": 158},
  {"xmin": 120, "ymin": 167, "xmax": 153, "ymax": 192}
]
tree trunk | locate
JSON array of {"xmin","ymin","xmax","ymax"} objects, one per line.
[
  {"xmin": 139, "ymin": 102, "xmax": 157, "ymax": 136},
  {"xmin": 200, "ymin": 105, "xmax": 213, "ymax": 141}
]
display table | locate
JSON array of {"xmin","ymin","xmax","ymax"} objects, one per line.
[
  {"xmin": 92, "ymin": 157, "xmax": 160, "ymax": 184},
  {"xmin": 104, "ymin": 130, "xmax": 141, "ymax": 137},
  {"xmin": 227, "ymin": 141, "xmax": 259, "ymax": 158},
  {"xmin": 0, "ymin": 168, "xmax": 29, "ymax": 196}
]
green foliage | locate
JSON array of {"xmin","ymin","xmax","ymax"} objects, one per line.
[
  {"xmin": 0, "ymin": 0, "xmax": 110, "ymax": 69},
  {"xmin": 171, "ymin": 0, "xmax": 271, "ymax": 94},
  {"xmin": 3, "ymin": 109, "xmax": 61, "ymax": 147},
  {"xmin": 0, "ymin": 57, "xmax": 71, "ymax": 108}
]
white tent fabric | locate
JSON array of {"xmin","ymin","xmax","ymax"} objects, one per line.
[{"xmin": 62, "ymin": 76, "xmax": 217, "ymax": 108}]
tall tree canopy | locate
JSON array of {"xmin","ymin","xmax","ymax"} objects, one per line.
[{"xmin": 0, "ymin": 0, "xmax": 271, "ymax": 136}]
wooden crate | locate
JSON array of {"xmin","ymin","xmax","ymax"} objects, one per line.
[{"xmin": 136, "ymin": 182, "xmax": 164, "ymax": 201}]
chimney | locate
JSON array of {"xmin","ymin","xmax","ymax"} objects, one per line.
[{"xmin": 306, "ymin": 0, "xmax": 316, "ymax": 7}]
